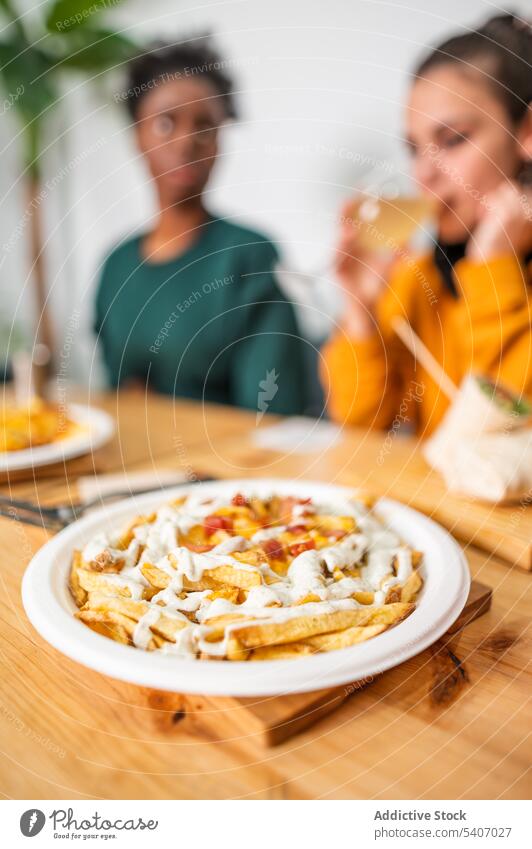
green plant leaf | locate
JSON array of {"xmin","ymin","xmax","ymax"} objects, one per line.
[
  {"xmin": 46, "ymin": 0, "xmax": 124, "ymax": 34},
  {"xmin": 57, "ymin": 26, "xmax": 136, "ymax": 71},
  {"xmin": 0, "ymin": 0, "xmax": 28, "ymax": 40},
  {"xmin": 0, "ymin": 37, "xmax": 57, "ymax": 173},
  {"xmin": 0, "ymin": 38, "xmax": 56, "ymax": 121}
]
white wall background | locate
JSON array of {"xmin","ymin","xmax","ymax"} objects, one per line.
[{"xmin": 2, "ymin": 0, "xmax": 530, "ymax": 385}]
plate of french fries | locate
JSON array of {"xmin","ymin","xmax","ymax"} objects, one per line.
[
  {"xmin": 0, "ymin": 400, "xmax": 114, "ymax": 472},
  {"xmin": 22, "ymin": 479, "xmax": 469, "ymax": 696}
]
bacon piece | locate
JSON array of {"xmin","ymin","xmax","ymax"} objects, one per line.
[
  {"xmin": 289, "ymin": 539, "xmax": 316, "ymax": 557},
  {"xmin": 204, "ymin": 515, "xmax": 233, "ymax": 536},
  {"xmin": 261, "ymin": 539, "xmax": 286, "ymax": 561}
]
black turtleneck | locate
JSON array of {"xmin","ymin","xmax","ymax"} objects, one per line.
[{"xmin": 434, "ymin": 241, "xmax": 532, "ymax": 298}]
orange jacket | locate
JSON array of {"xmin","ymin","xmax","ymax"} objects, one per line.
[{"xmin": 321, "ymin": 253, "xmax": 532, "ymax": 437}]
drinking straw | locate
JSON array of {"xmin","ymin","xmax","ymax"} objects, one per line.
[{"xmin": 391, "ymin": 315, "xmax": 458, "ymax": 402}]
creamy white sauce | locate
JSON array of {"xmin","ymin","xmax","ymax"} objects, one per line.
[
  {"xmin": 134, "ymin": 520, "xmax": 177, "ymax": 554},
  {"xmin": 362, "ymin": 549, "xmax": 395, "ymax": 588},
  {"xmin": 287, "ymin": 550, "xmax": 327, "ymax": 600},
  {"xmin": 395, "ymin": 548, "xmax": 413, "ymax": 582},
  {"xmin": 251, "ymin": 526, "xmax": 287, "ymax": 543},
  {"xmin": 82, "ymin": 533, "xmax": 114, "ymax": 563},
  {"xmin": 291, "ymin": 503, "xmax": 314, "ymax": 519},
  {"xmin": 320, "ymin": 533, "xmax": 368, "ymax": 572},
  {"xmin": 165, "ymin": 546, "xmax": 257, "ymax": 583},
  {"xmin": 210, "ymin": 536, "xmax": 249, "ymax": 554},
  {"xmin": 101, "ymin": 572, "xmax": 145, "ymax": 600},
  {"xmin": 158, "ymin": 496, "xmax": 229, "ymax": 536},
  {"xmin": 122, "ymin": 561, "xmax": 151, "ymax": 589},
  {"xmin": 132, "ymin": 607, "xmax": 161, "ymax": 649},
  {"xmin": 81, "ymin": 492, "xmax": 417, "ymax": 658},
  {"xmin": 201, "ymin": 597, "xmax": 359, "ymax": 627},
  {"xmin": 153, "ymin": 589, "xmax": 210, "ymax": 613},
  {"xmin": 82, "ymin": 536, "xmax": 140, "ymax": 570},
  {"xmin": 158, "ymin": 624, "xmax": 200, "ymax": 657}
]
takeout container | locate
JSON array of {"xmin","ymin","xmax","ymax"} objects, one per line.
[
  {"xmin": 424, "ymin": 374, "xmax": 532, "ymax": 503},
  {"xmin": 442, "ymin": 430, "xmax": 532, "ymax": 503}
]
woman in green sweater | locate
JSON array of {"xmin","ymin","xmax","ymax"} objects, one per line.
[{"xmin": 95, "ymin": 37, "xmax": 306, "ymax": 414}]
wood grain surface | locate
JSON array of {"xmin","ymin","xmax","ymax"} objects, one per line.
[
  {"xmin": 0, "ymin": 389, "xmax": 530, "ymax": 799},
  {"xmin": 172, "ymin": 580, "xmax": 492, "ymax": 747}
]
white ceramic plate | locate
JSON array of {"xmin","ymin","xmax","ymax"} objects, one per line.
[
  {"xmin": 22, "ymin": 479, "xmax": 470, "ymax": 696},
  {"xmin": 0, "ymin": 403, "xmax": 115, "ymax": 473}
]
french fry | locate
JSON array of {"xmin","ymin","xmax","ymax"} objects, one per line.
[
  {"xmin": 400, "ymin": 570, "xmax": 423, "ymax": 603},
  {"xmin": 229, "ymin": 609, "xmax": 376, "ymax": 650},
  {"xmin": 249, "ymin": 496, "xmax": 269, "ymax": 520},
  {"xmin": 312, "ymin": 515, "xmax": 357, "ymax": 534},
  {"xmin": 141, "ymin": 562, "xmax": 220, "ymax": 592},
  {"xmin": 352, "ymin": 591, "xmax": 375, "ymax": 605},
  {"xmin": 304, "ymin": 624, "xmax": 387, "ymax": 651},
  {"xmin": 201, "ymin": 613, "xmax": 252, "ymax": 641},
  {"xmin": 77, "ymin": 617, "xmax": 130, "ymax": 645},
  {"xmin": 412, "ymin": 550, "xmax": 423, "ymax": 567},
  {"xmin": 232, "ymin": 549, "xmax": 267, "ymax": 568},
  {"xmin": 69, "ymin": 550, "xmax": 88, "ymax": 606},
  {"xmin": 204, "ymin": 564, "xmax": 261, "ymax": 589},
  {"xmin": 141, "ymin": 560, "xmax": 260, "ymax": 592},
  {"xmin": 250, "ymin": 643, "xmax": 315, "ymax": 660},
  {"xmin": 84, "ymin": 593, "xmax": 188, "ymax": 642},
  {"xmin": 385, "ymin": 572, "xmax": 423, "ymax": 603},
  {"xmin": 295, "ymin": 593, "xmax": 322, "ymax": 605},
  {"xmin": 207, "ymin": 586, "xmax": 240, "ymax": 603},
  {"xmin": 76, "ymin": 608, "xmax": 136, "ymax": 642},
  {"xmin": 363, "ymin": 602, "xmax": 414, "ymax": 626},
  {"xmin": 76, "ymin": 567, "xmax": 148, "ymax": 599},
  {"xmin": 230, "ymin": 603, "xmax": 415, "ymax": 650},
  {"xmin": 225, "ymin": 634, "xmax": 250, "ymax": 661}
]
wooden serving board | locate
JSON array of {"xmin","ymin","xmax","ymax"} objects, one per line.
[{"xmin": 137, "ymin": 581, "xmax": 492, "ymax": 747}]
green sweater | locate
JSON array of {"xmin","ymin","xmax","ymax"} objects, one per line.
[{"xmin": 95, "ymin": 217, "xmax": 306, "ymax": 414}]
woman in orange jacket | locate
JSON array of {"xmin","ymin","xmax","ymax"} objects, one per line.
[{"xmin": 321, "ymin": 13, "xmax": 532, "ymax": 437}]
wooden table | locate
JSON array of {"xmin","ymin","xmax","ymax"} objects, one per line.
[{"xmin": 1, "ymin": 388, "xmax": 530, "ymax": 800}]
